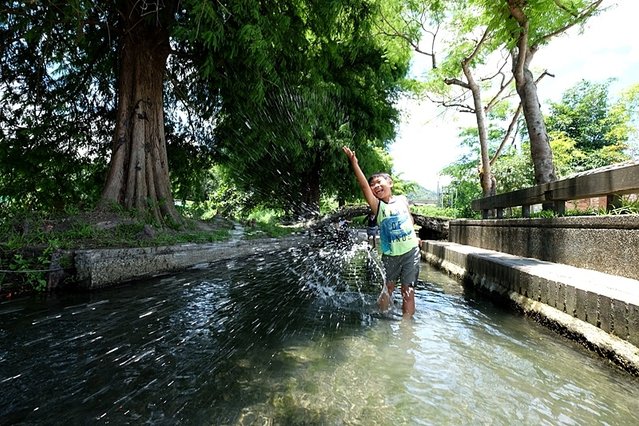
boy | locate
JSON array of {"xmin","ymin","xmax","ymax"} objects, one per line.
[{"xmin": 342, "ymin": 146, "xmax": 420, "ymax": 317}]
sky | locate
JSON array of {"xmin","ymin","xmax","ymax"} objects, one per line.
[{"xmin": 390, "ymin": 1, "xmax": 639, "ymax": 191}]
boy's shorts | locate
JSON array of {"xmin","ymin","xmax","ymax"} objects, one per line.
[{"xmin": 382, "ymin": 246, "xmax": 420, "ymax": 287}]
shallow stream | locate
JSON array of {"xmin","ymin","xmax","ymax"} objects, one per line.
[{"xmin": 1, "ymin": 242, "xmax": 638, "ymax": 424}]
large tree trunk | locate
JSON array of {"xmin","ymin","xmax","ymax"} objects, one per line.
[
  {"xmin": 463, "ymin": 64, "xmax": 495, "ymax": 198},
  {"xmin": 303, "ymin": 160, "xmax": 321, "ymax": 217},
  {"xmin": 100, "ymin": 5, "xmax": 181, "ymax": 224},
  {"xmin": 443, "ymin": 27, "xmax": 497, "ymax": 200},
  {"xmin": 512, "ymin": 49, "xmax": 556, "ymax": 184},
  {"xmin": 286, "ymin": 150, "xmax": 322, "ymax": 220},
  {"xmin": 508, "ymin": 1, "xmax": 556, "ymax": 185}
]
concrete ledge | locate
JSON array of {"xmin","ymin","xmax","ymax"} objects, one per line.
[
  {"xmin": 72, "ymin": 236, "xmax": 308, "ymax": 289},
  {"xmin": 449, "ymin": 216, "xmax": 639, "ymax": 281},
  {"xmin": 422, "ymin": 240, "xmax": 639, "ymax": 375}
]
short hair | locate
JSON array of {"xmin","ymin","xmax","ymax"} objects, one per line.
[{"xmin": 368, "ymin": 172, "xmax": 392, "ymax": 185}]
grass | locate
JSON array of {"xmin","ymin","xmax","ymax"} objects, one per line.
[
  {"xmin": 0, "ymin": 212, "xmax": 221, "ymax": 294},
  {"xmin": 411, "ymin": 204, "xmax": 459, "ymax": 219},
  {"xmin": 243, "ymin": 209, "xmax": 306, "ymax": 239},
  {"xmin": 472, "ymin": 195, "xmax": 639, "ymax": 219},
  {"xmin": 0, "ymin": 206, "xmax": 307, "ymax": 294}
]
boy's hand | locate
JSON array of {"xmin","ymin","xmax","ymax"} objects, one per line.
[
  {"xmin": 342, "ymin": 146, "xmax": 357, "ymax": 163},
  {"xmin": 342, "ymin": 145, "xmax": 376, "ymax": 211}
]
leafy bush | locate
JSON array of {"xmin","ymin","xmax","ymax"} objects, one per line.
[
  {"xmin": 411, "ymin": 204, "xmax": 459, "ymax": 219},
  {"xmin": 243, "ymin": 208, "xmax": 304, "ymax": 239}
]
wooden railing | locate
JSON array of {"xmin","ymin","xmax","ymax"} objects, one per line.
[{"xmin": 471, "ymin": 162, "xmax": 639, "ymax": 219}]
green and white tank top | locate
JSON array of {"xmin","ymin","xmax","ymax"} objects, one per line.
[{"xmin": 377, "ymin": 195, "xmax": 418, "ymax": 256}]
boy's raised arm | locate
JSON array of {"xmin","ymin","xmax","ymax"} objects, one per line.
[{"xmin": 342, "ymin": 146, "xmax": 379, "ymax": 214}]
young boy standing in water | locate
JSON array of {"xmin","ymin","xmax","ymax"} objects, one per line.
[{"xmin": 342, "ymin": 146, "xmax": 420, "ymax": 317}]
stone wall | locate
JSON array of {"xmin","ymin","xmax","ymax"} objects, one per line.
[
  {"xmin": 421, "ymin": 240, "xmax": 639, "ymax": 375},
  {"xmin": 448, "ymin": 215, "xmax": 639, "ymax": 281},
  {"xmin": 72, "ymin": 236, "xmax": 308, "ymax": 289}
]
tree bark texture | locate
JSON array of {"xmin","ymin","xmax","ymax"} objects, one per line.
[
  {"xmin": 100, "ymin": 5, "xmax": 180, "ymax": 224},
  {"xmin": 507, "ymin": 1, "xmax": 557, "ymax": 185},
  {"xmin": 463, "ymin": 64, "xmax": 495, "ymax": 198},
  {"xmin": 444, "ymin": 26, "xmax": 496, "ymax": 199},
  {"xmin": 518, "ymin": 64, "xmax": 557, "ymax": 185}
]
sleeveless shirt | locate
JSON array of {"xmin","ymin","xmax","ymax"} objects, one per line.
[{"xmin": 377, "ymin": 195, "xmax": 418, "ymax": 256}]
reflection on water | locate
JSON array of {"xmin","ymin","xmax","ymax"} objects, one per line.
[{"xmin": 1, "ymin": 242, "xmax": 638, "ymax": 425}]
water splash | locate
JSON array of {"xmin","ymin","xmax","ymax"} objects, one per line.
[{"xmin": 262, "ymin": 223, "xmax": 393, "ymax": 324}]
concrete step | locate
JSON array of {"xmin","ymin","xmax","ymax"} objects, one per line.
[{"xmin": 422, "ymin": 240, "xmax": 639, "ymax": 375}]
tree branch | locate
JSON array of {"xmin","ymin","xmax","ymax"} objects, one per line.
[
  {"xmin": 466, "ymin": 26, "xmax": 491, "ymax": 64},
  {"xmin": 489, "ymin": 70, "xmax": 554, "ymax": 166},
  {"xmin": 539, "ymin": 0, "xmax": 605, "ymax": 45},
  {"xmin": 441, "ymin": 101, "xmax": 475, "ymax": 113},
  {"xmin": 490, "ymin": 103, "xmax": 522, "ymax": 167},
  {"xmin": 444, "ymin": 78, "xmax": 470, "ymax": 89},
  {"xmin": 506, "ymin": 0, "xmax": 529, "ymax": 83},
  {"xmin": 374, "ymin": 11, "xmax": 438, "ymax": 68},
  {"xmin": 483, "ymin": 53, "xmax": 516, "ymax": 112}
]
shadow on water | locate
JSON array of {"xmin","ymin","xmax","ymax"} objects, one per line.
[
  {"xmin": 2, "ymin": 231, "xmax": 639, "ymax": 425},
  {"xmin": 0, "ymin": 235, "xmax": 390, "ymax": 425}
]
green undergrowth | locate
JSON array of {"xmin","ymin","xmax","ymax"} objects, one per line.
[
  {"xmin": 242, "ymin": 209, "xmax": 305, "ymax": 239},
  {"xmin": 0, "ymin": 209, "xmax": 234, "ymax": 294},
  {"xmin": 0, "ymin": 212, "xmax": 232, "ymax": 251},
  {"xmin": 0, "ymin": 206, "xmax": 307, "ymax": 294},
  {"xmin": 498, "ymin": 203, "xmax": 639, "ymax": 219},
  {"xmin": 411, "ymin": 204, "xmax": 459, "ymax": 219}
]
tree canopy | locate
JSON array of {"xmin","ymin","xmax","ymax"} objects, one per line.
[
  {"xmin": 0, "ymin": 0, "xmax": 412, "ymax": 221},
  {"xmin": 392, "ymin": 0, "xmax": 607, "ymax": 202},
  {"xmin": 213, "ymin": 1, "xmax": 411, "ymax": 218},
  {"xmin": 441, "ymin": 79, "xmax": 636, "ymax": 217},
  {"xmin": 546, "ymin": 79, "xmax": 632, "ymax": 151}
]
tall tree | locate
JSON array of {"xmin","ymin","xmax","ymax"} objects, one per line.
[
  {"xmin": 440, "ymin": 26, "xmax": 507, "ymax": 198},
  {"xmin": 387, "ymin": 0, "xmax": 606, "ymax": 200},
  {"xmin": 99, "ymin": 1, "xmax": 180, "ymax": 223},
  {"xmin": 2, "ymin": 1, "xmax": 214, "ymax": 221},
  {"xmin": 214, "ymin": 1, "xmax": 411, "ymax": 219},
  {"xmin": 497, "ymin": 0, "xmax": 604, "ymax": 185},
  {"xmin": 377, "ymin": 0, "xmax": 519, "ymax": 198},
  {"xmin": 1, "ymin": 1, "xmax": 410, "ymax": 221}
]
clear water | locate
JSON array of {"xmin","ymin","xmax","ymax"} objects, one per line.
[{"xmin": 1, "ymin": 242, "xmax": 638, "ymax": 425}]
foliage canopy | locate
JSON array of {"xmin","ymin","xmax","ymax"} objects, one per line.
[{"xmin": 0, "ymin": 0, "xmax": 412, "ymax": 221}]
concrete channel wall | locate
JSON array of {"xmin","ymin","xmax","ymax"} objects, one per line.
[
  {"xmin": 448, "ymin": 216, "xmax": 639, "ymax": 281},
  {"xmin": 72, "ymin": 236, "xmax": 308, "ymax": 289},
  {"xmin": 422, "ymin": 217, "xmax": 639, "ymax": 375}
]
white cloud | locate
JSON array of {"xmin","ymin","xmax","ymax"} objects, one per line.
[{"xmin": 391, "ymin": 1, "xmax": 639, "ymax": 191}]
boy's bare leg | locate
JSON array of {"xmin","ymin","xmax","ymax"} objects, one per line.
[
  {"xmin": 378, "ymin": 282, "xmax": 395, "ymax": 312},
  {"xmin": 401, "ymin": 284, "xmax": 415, "ymax": 318}
]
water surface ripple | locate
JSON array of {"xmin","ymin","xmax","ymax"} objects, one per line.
[{"xmin": 1, "ymin": 248, "xmax": 637, "ymax": 425}]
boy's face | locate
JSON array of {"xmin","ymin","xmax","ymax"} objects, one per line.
[{"xmin": 368, "ymin": 175, "xmax": 392, "ymax": 200}]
